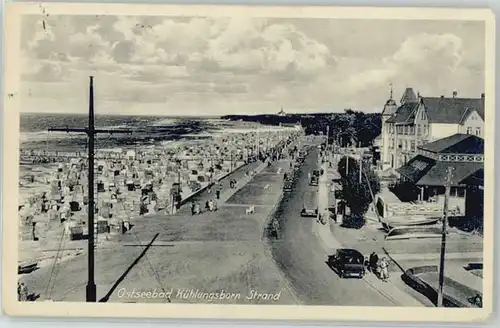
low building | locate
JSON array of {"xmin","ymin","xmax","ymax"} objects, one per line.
[{"xmin": 394, "ymin": 133, "xmax": 483, "ymax": 217}]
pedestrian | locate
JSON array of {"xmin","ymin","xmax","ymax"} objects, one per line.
[
  {"xmin": 18, "ymin": 282, "xmax": 28, "ymax": 301},
  {"xmin": 191, "ymin": 201, "xmax": 196, "ymax": 215},
  {"xmin": 369, "ymin": 252, "xmax": 378, "ymax": 274},
  {"xmin": 379, "ymin": 257, "xmax": 389, "ymax": 282},
  {"xmin": 17, "ymin": 282, "xmax": 22, "ymax": 301},
  {"xmin": 215, "ymin": 182, "xmax": 222, "ymax": 199}
]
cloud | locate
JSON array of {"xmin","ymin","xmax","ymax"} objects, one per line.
[
  {"xmin": 20, "ymin": 16, "xmax": 485, "ymax": 115},
  {"xmin": 343, "ymin": 33, "xmax": 472, "ymax": 96},
  {"xmin": 22, "ymin": 61, "xmax": 66, "ymax": 82}
]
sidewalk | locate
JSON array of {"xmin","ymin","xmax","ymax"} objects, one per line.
[
  {"xmin": 314, "ymin": 161, "xmax": 424, "ymax": 307},
  {"xmin": 388, "ymin": 252, "xmax": 483, "ymax": 262}
]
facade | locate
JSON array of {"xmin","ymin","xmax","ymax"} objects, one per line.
[
  {"xmin": 380, "ymin": 88, "xmax": 485, "ymax": 170},
  {"xmin": 395, "ymin": 133, "xmax": 484, "ymax": 217}
]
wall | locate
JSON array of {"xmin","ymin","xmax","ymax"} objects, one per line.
[
  {"xmin": 429, "ymin": 123, "xmax": 460, "ymax": 141},
  {"xmin": 459, "ymin": 110, "xmax": 484, "ymax": 138}
]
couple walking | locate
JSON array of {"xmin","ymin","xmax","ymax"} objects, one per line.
[{"xmin": 368, "ymin": 252, "xmax": 389, "ymax": 282}]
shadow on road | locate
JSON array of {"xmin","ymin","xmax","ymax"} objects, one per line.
[{"xmin": 99, "ymin": 233, "xmax": 159, "ymax": 302}]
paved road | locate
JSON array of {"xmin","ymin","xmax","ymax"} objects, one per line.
[{"xmin": 268, "ymin": 139, "xmax": 396, "ymax": 306}]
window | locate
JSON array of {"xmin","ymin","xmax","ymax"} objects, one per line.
[
  {"xmin": 398, "ymin": 141, "xmax": 402, "ymax": 149},
  {"xmin": 417, "ymin": 125, "xmax": 422, "ymax": 136},
  {"xmin": 390, "ymin": 138, "xmax": 394, "ymax": 149},
  {"xmin": 411, "ymin": 140, "xmax": 416, "ymax": 150},
  {"xmin": 403, "ymin": 140, "xmax": 407, "ymax": 150},
  {"xmin": 423, "ymin": 125, "xmax": 428, "ymax": 135},
  {"xmin": 466, "ymin": 127, "xmax": 473, "ymax": 134},
  {"xmin": 410, "ymin": 126, "xmax": 415, "ymax": 135},
  {"xmin": 405, "ymin": 126, "xmax": 409, "ymax": 135},
  {"xmin": 476, "ymin": 128, "xmax": 481, "ymax": 136}
]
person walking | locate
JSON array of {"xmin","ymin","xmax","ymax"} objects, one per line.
[
  {"xmin": 369, "ymin": 252, "xmax": 379, "ymax": 274},
  {"xmin": 379, "ymin": 257, "xmax": 389, "ymax": 282},
  {"xmin": 215, "ymin": 182, "xmax": 222, "ymax": 199},
  {"xmin": 190, "ymin": 201, "xmax": 196, "ymax": 215}
]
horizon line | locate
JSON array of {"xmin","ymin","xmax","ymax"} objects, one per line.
[{"xmin": 20, "ymin": 109, "xmax": 378, "ymax": 117}]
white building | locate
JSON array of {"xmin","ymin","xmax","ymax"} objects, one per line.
[{"xmin": 380, "ymin": 88, "xmax": 485, "ymax": 170}]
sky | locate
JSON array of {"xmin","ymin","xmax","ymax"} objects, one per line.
[{"xmin": 20, "ymin": 15, "xmax": 485, "ymax": 116}]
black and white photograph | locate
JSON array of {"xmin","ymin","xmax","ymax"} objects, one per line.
[{"xmin": 2, "ymin": 3, "xmax": 495, "ymax": 322}]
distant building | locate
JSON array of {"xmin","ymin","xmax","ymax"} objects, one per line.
[
  {"xmin": 395, "ymin": 133, "xmax": 483, "ymax": 217},
  {"xmin": 380, "ymin": 87, "xmax": 485, "ymax": 170},
  {"xmin": 278, "ymin": 107, "xmax": 286, "ymax": 116}
]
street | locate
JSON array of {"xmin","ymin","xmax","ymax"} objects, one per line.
[{"xmin": 268, "ymin": 141, "xmax": 398, "ymax": 306}]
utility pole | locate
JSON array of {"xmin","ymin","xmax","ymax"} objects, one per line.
[
  {"xmin": 346, "ymin": 155, "xmax": 349, "ymax": 175},
  {"xmin": 230, "ymin": 150, "xmax": 233, "ymax": 172},
  {"xmin": 437, "ymin": 167, "xmax": 454, "ymax": 307},
  {"xmin": 48, "ymin": 76, "xmax": 135, "ymax": 302},
  {"xmin": 326, "ymin": 125, "xmax": 330, "ymax": 147},
  {"xmin": 359, "ymin": 156, "xmax": 363, "ymax": 184}
]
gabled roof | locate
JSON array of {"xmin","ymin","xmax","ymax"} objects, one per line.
[
  {"xmin": 419, "ymin": 133, "xmax": 484, "ymax": 154},
  {"xmin": 385, "ymin": 102, "xmax": 419, "ymax": 124},
  {"xmin": 421, "ymin": 97, "xmax": 484, "ymax": 124}
]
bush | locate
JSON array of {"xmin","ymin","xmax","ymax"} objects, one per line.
[{"xmin": 341, "ymin": 214, "xmax": 365, "ymax": 229}]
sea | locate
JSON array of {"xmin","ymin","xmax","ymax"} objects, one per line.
[{"xmin": 19, "ymin": 113, "xmax": 235, "ymax": 152}]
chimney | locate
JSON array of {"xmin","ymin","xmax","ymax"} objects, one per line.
[
  {"xmin": 452, "ymin": 90, "xmax": 458, "ymax": 98},
  {"xmin": 481, "ymin": 93, "xmax": 485, "ymax": 99}
]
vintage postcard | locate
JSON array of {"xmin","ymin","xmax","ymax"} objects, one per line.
[{"xmin": 2, "ymin": 2, "xmax": 495, "ymax": 322}]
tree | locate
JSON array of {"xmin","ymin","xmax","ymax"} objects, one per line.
[{"xmin": 337, "ymin": 156, "xmax": 381, "ymax": 228}]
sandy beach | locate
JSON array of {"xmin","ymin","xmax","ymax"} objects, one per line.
[{"xmin": 18, "ymin": 124, "xmax": 303, "ymax": 273}]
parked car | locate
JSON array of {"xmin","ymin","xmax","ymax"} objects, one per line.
[
  {"xmin": 327, "ymin": 248, "xmax": 366, "ymax": 278},
  {"xmin": 283, "ymin": 180, "xmax": 293, "ymax": 192},
  {"xmin": 310, "ymin": 175, "xmax": 319, "ymax": 186}
]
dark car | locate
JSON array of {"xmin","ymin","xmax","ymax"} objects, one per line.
[
  {"xmin": 283, "ymin": 180, "xmax": 293, "ymax": 192},
  {"xmin": 310, "ymin": 175, "xmax": 319, "ymax": 186},
  {"xmin": 328, "ymin": 249, "xmax": 365, "ymax": 278},
  {"xmin": 301, "ymin": 191, "xmax": 318, "ymax": 217}
]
